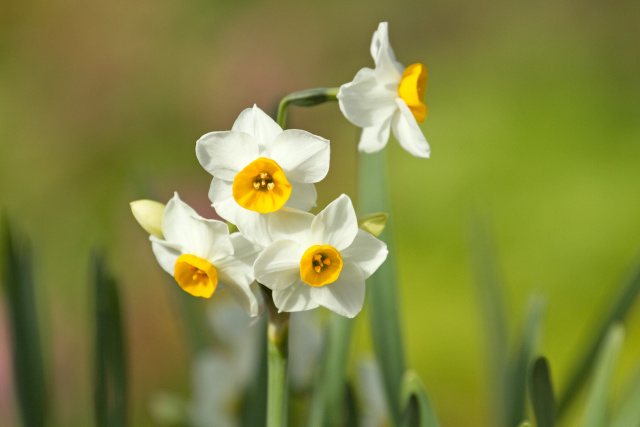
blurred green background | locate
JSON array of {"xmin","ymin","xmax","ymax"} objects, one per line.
[{"xmin": 1, "ymin": 0, "xmax": 640, "ymax": 425}]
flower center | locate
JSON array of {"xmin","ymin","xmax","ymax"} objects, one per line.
[
  {"xmin": 232, "ymin": 157, "xmax": 292, "ymax": 213},
  {"xmin": 300, "ymin": 245, "xmax": 343, "ymax": 287},
  {"xmin": 174, "ymin": 254, "xmax": 218, "ymax": 298},
  {"xmin": 398, "ymin": 62, "xmax": 428, "ymax": 123}
]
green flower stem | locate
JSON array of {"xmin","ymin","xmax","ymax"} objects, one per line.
[
  {"xmin": 359, "ymin": 149, "xmax": 406, "ymax": 426},
  {"xmin": 263, "ymin": 287, "xmax": 290, "ymax": 427},
  {"xmin": 276, "ymin": 87, "xmax": 339, "ymax": 129}
]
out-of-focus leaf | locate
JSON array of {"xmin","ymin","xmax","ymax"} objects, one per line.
[
  {"xmin": 529, "ymin": 356, "xmax": 556, "ymax": 427},
  {"xmin": 469, "ymin": 216, "xmax": 508, "ymax": 426},
  {"xmin": 399, "ymin": 370, "xmax": 440, "ymax": 427},
  {"xmin": 557, "ymin": 259, "xmax": 640, "ymax": 417},
  {"xmin": 582, "ymin": 324, "xmax": 625, "ymax": 427},
  {"xmin": 517, "ymin": 422, "xmax": 532, "ymax": 427},
  {"xmin": 610, "ymin": 371, "xmax": 640, "ymax": 427},
  {"xmin": 241, "ymin": 317, "xmax": 268, "ymax": 427},
  {"xmin": 306, "ymin": 315, "xmax": 353, "ymax": 427},
  {"xmin": 1, "ymin": 218, "xmax": 47, "ymax": 427},
  {"xmin": 506, "ymin": 296, "xmax": 546, "ymax": 427},
  {"xmin": 359, "ymin": 149, "xmax": 406, "ymax": 427},
  {"xmin": 93, "ymin": 253, "xmax": 128, "ymax": 427}
]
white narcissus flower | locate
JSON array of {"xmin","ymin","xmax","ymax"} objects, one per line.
[
  {"xmin": 149, "ymin": 192, "xmax": 261, "ymax": 316},
  {"xmin": 253, "ymin": 194, "xmax": 388, "ymax": 318},
  {"xmin": 337, "ymin": 22, "xmax": 431, "ymax": 158},
  {"xmin": 196, "ymin": 105, "xmax": 330, "ymax": 247}
]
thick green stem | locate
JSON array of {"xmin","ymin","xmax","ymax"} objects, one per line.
[
  {"xmin": 263, "ymin": 287, "xmax": 290, "ymax": 427},
  {"xmin": 276, "ymin": 87, "xmax": 339, "ymax": 129}
]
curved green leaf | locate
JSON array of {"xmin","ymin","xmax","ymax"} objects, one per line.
[
  {"xmin": 529, "ymin": 356, "xmax": 556, "ymax": 427},
  {"xmin": 1, "ymin": 218, "xmax": 47, "ymax": 427},
  {"xmin": 400, "ymin": 370, "xmax": 440, "ymax": 427},
  {"xmin": 558, "ymin": 259, "xmax": 640, "ymax": 417},
  {"xmin": 582, "ymin": 324, "xmax": 625, "ymax": 427},
  {"xmin": 93, "ymin": 253, "xmax": 128, "ymax": 427}
]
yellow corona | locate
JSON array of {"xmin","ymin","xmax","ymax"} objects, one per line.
[
  {"xmin": 174, "ymin": 254, "xmax": 218, "ymax": 298},
  {"xmin": 398, "ymin": 63, "xmax": 428, "ymax": 123},
  {"xmin": 300, "ymin": 245, "xmax": 343, "ymax": 287},
  {"xmin": 232, "ymin": 157, "xmax": 292, "ymax": 213}
]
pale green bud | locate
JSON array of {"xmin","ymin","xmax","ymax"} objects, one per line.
[
  {"xmin": 358, "ymin": 212, "xmax": 388, "ymax": 237},
  {"xmin": 130, "ymin": 200, "xmax": 165, "ymax": 238}
]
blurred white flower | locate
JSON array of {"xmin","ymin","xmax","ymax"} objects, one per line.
[
  {"xmin": 338, "ymin": 22, "xmax": 430, "ymax": 158},
  {"xmin": 149, "ymin": 192, "xmax": 261, "ymax": 316},
  {"xmin": 254, "ymin": 194, "xmax": 388, "ymax": 318},
  {"xmin": 196, "ymin": 105, "xmax": 330, "ymax": 247}
]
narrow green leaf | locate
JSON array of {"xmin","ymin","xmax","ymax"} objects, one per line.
[
  {"xmin": 359, "ymin": 149, "xmax": 406, "ymax": 426},
  {"xmin": 557, "ymin": 259, "xmax": 640, "ymax": 417},
  {"xmin": 399, "ymin": 370, "xmax": 440, "ymax": 427},
  {"xmin": 306, "ymin": 315, "xmax": 354, "ymax": 427},
  {"xmin": 1, "ymin": 218, "xmax": 47, "ymax": 427},
  {"xmin": 582, "ymin": 324, "xmax": 625, "ymax": 427},
  {"xmin": 506, "ymin": 296, "xmax": 546, "ymax": 427},
  {"xmin": 610, "ymin": 371, "xmax": 640, "ymax": 427},
  {"xmin": 469, "ymin": 216, "xmax": 508, "ymax": 426},
  {"xmin": 529, "ymin": 356, "xmax": 556, "ymax": 427},
  {"xmin": 93, "ymin": 253, "xmax": 128, "ymax": 427}
]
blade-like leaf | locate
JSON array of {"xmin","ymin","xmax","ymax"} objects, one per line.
[
  {"xmin": 582, "ymin": 324, "xmax": 625, "ymax": 427},
  {"xmin": 529, "ymin": 356, "xmax": 556, "ymax": 427},
  {"xmin": 469, "ymin": 216, "xmax": 508, "ymax": 426},
  {"xmin": 506, "ymin": 296, "xmax": 546, "ymax": 427},
  {"xmin": 1, "ymin": 218, "xmax": 47, "ymax": 427},
  {"xmin": 93, "ymin": 253, "xmax": 128, "ymax": 427},
  {"xmin": 557, "ymin": 259, "xmax": 640, "ymax": 417},
  {"xmin": 359, "ymin": 149, "xmax": 406, "ymax": 426},
  {"xmin": 400, "ymin": 370, "xmax": 440, "ymax": 427},
  {"xmin": 306, "ymin": 315, "xmax": 354, "ymax": 427},
  {"xmin": 241, "ymin": 317, "xmax": 268, "ymax": 427},
  {"xmin": 610, "ymin": 370, "xmax": 640, "ymax": 427}
]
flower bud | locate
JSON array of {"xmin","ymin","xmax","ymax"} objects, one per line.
[
  {"xmin": 358, "ymin": 212, "xmax": 388, "ymax": 237},
  {"xmin": 130, "ymin": 200, "xmax": 165, "ymax": 238}
]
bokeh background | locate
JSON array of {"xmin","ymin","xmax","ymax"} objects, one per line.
[{"xmin": 1, "ymin": 0, "xmax": 640, "ymax": 425}]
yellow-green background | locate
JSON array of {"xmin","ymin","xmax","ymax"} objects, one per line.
[{"xmin": 1, "ymin": 0, "xmax": 639, "ymax": 425}]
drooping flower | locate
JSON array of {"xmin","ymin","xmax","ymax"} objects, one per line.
[
  {"xmin": 337, "ymin": 22, "xmax": 431, "ymax": 158},
  {"xmin": 147, "ymin": 192, "xmax": 261, "ymax": 316},
  {"xmin": 196, "ymin": 105, "xmax": 330, "ymax": 247},
  {"xmin": 253, "ymin": 194, "xmax": 388, "ymax": 318}
]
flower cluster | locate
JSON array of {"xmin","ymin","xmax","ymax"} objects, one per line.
[{"xmin": 131, "ymin": 22, "xmax": 429, "ymax": 318}]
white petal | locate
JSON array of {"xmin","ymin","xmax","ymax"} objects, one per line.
[
  {"xmin": 216, "ymin": 263, "xmax": 259, "ymax": 317},
  {"xmin": 234, "ymin": 209, "xmax": 272, "ymax": 248},
  {"xmin": 311, "ymin": 194, "xmax": 358, "ymax": 250},
  {"xmin": 341, "ymin": 229, "xmax": 388, "ymax": 279},
  {"xmin": 337, "ymin": 67, "xmax": 397, "ymax": 128},
  {"xmin": 268, "ymin": 208, "xmax": 314, "ymax": 244},
  {"xmin": 254, "ymin": 240, "xmax": 305, "ymax": 291},
  {"xmin": 162, "ymin": 193, "xmax": 234, "ymax": 261},
  {"xmin": 231, "ymin": 105, "xmax": 283, "ymax": 154},
  {"xmin": 150, "ymin": 236, "xmax": 181, "ymax": 275},
  {"xmin": 358, "ymin": 116, "xmax": 392, "ymax": 154},
  {"xmin": 285, "ymin": 181, "xmax": 317, "ymax": 212},
  {"xmin": 391, "ymin": 99, "xmax": 431, "ymax": 158},
  {"xmin": 230, "ymin": 232, "xmax": 263, "ymax": 266},
  {"xmin": 310, "ymin": 262, "xmax": 365, "ymax": 318},
  {"xmin": 270, "ymin": 130, "xmax": 330, "ymax": 183},
  {"xmin": 272, "ymin": 280, "xmax": 320, "ymax": 313},
  {"xmin": 209, "ymin": 178, "xmax": 238, "ymax": 224},
  {"xmin": 196, "ymin": 131, "xmax": 259, "ymax": 181},
  {"xmin": 370, "ymin": 22, "xmax": 404, "ymax": 84}
]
